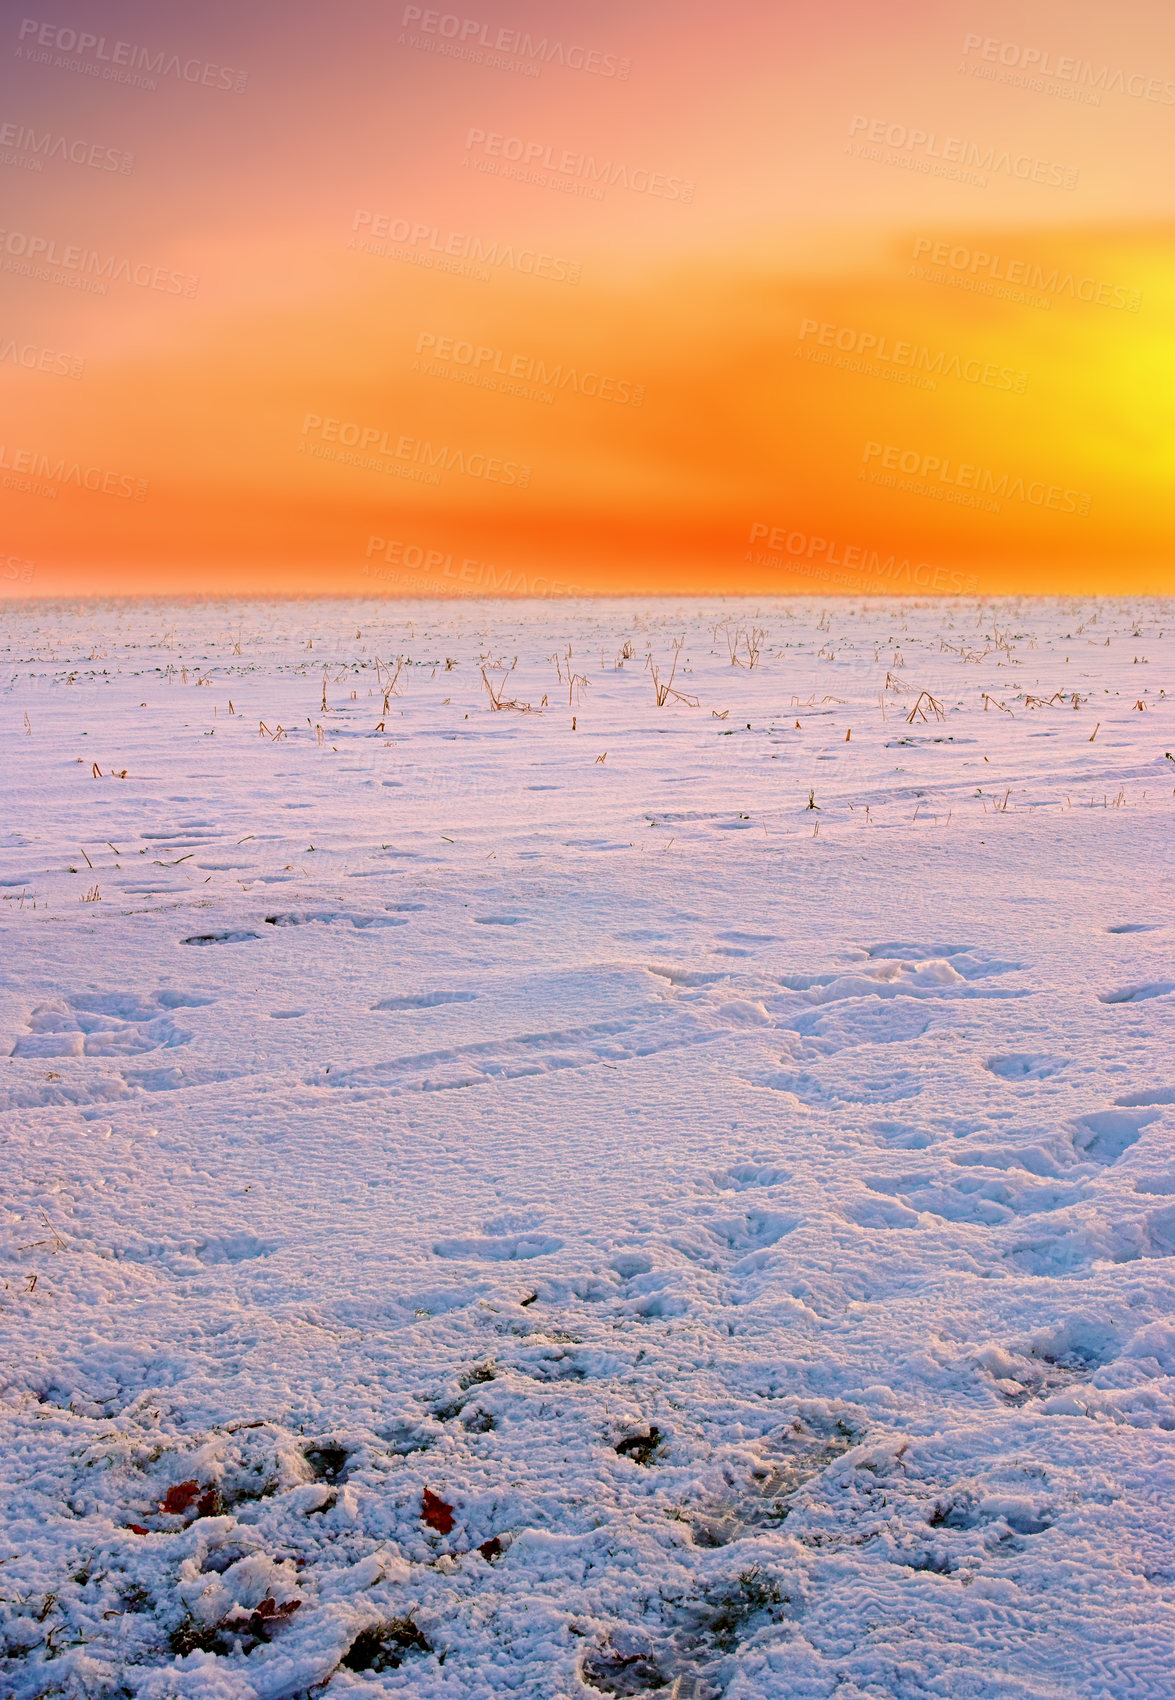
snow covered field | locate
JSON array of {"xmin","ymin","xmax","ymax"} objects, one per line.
[{"xmin": 1, "ymin": 594, "xmax": 1172, "ymax": 1700}]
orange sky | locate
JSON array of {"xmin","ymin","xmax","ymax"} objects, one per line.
[{"xmin": 1, "ymin": 0, "xmax": 1172, "ymax": 596}]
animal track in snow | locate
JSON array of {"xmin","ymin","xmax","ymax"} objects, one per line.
[{"xmin": 12, "ymin": 990, "xmax": 211, "ymax": 1059}]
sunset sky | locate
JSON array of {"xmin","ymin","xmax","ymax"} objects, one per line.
[{"xmin": 2, "ymin": 0, "xmax": 1172, "ymax": 597}]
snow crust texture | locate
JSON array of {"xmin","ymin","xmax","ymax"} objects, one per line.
[{"xmin": 0, "ymin": 596, "xmax": 1172, "ymax": 1699}]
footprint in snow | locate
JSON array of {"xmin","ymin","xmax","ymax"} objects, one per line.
[
  {"xmin": 708, "ymin": 1162, "xmax": 789, "ymax": 1190},
  {"xmin": 985, "ymin": 1053, "xmax": 1064, "ymax": 1080},
  {"xmin": 433, "ymin": 1233, "xmax": 563, "ymax": 1261},
  {"xmin": 13, "ymin": 990, "xmax": 212, "ymax": 1058},
  {"xmin": 1071, "ymin": 1106, "xmax": 1157, "ymax": 1164},
  {"xmin": 760, "ymin": 1067, "xmax": 922, "ymax": 1106},
  {"xmin": 864, "ymin": 944, "xmax": 1022, "ymax": 980},
  {"xmin": 264, "ymin": 910, "xmax": 406, "ymax": 929},
  {"xmin": 1134, "ymin": 1173, "xmax": 1175, "ymax": 1195},
  {"xmin": 1114, "ymin": 1086, "xmax": 1175, "ymax": 1107},
  {"xmin": 181, "ymin": 931, "xmax": 260, "ymax": 946},
  {"xmin": 865, "ymin": 1172, "xmax": 1077, "ymax": 1226},
  {"xmin": 866, "ymin": 940, "xmax": 974, "ymax": 961},
  {"xmin": 1098, "ymin": 981, "xmax": 1175, "ymax": 1004}
]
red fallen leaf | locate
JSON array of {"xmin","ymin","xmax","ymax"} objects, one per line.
[
  {"xmin": 126, "ymin": 1524, "xmax": 149, "ymax": 1535},
  {"xmin": 159, "ymin": 1479, "xmax": 201, "ymax": 1515},
  {"xmin": 196, "ymin": 1488, "xmax": 224, "ymax": 1518},
  {"xmin": 256, "ymin": 1597, "xmax": 302, "ymax": 1620},
  {"xmin": 421, "ymin": 1488, "xmax": 454, "ymax": 1534},
  {"xmin": 479, "ymin": 1537, "xmax": 502, "ymax": 1561}
]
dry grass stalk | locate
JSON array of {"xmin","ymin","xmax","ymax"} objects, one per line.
[
  {"xmin": 374, "ymin": 657, "xmax": 406, "ymax": 712},
  {"xmin": 647, "ymin": 640, "xmax": 699, "ymax": 707},
  {"xmin": 721, "ymin": 624, "xmax": 766, "ymax": 668},
  {"xmin": 906, "ymin": 691, "xmax": 945, "ymax": 723},
  {"xmin": 481, "ymin": 661, "xmax": 532, "ymax": 712},
  {"xmin": 911, "ymin": 686, "xmax": 945, "ymax": 720}
]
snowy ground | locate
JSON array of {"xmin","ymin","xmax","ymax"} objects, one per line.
[{"xmin": 0, "ymin": 595, "xmax": 1172, "ymax": 1700}]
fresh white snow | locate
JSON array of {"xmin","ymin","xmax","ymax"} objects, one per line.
[{"xmin": 0, "ymin": 595, "xmax": 1172, "ymax": 1699}]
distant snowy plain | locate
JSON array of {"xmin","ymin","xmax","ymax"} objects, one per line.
[{"xmin": 1, "ymin": 595, "xmax": 1172, "ymax": 1699}]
